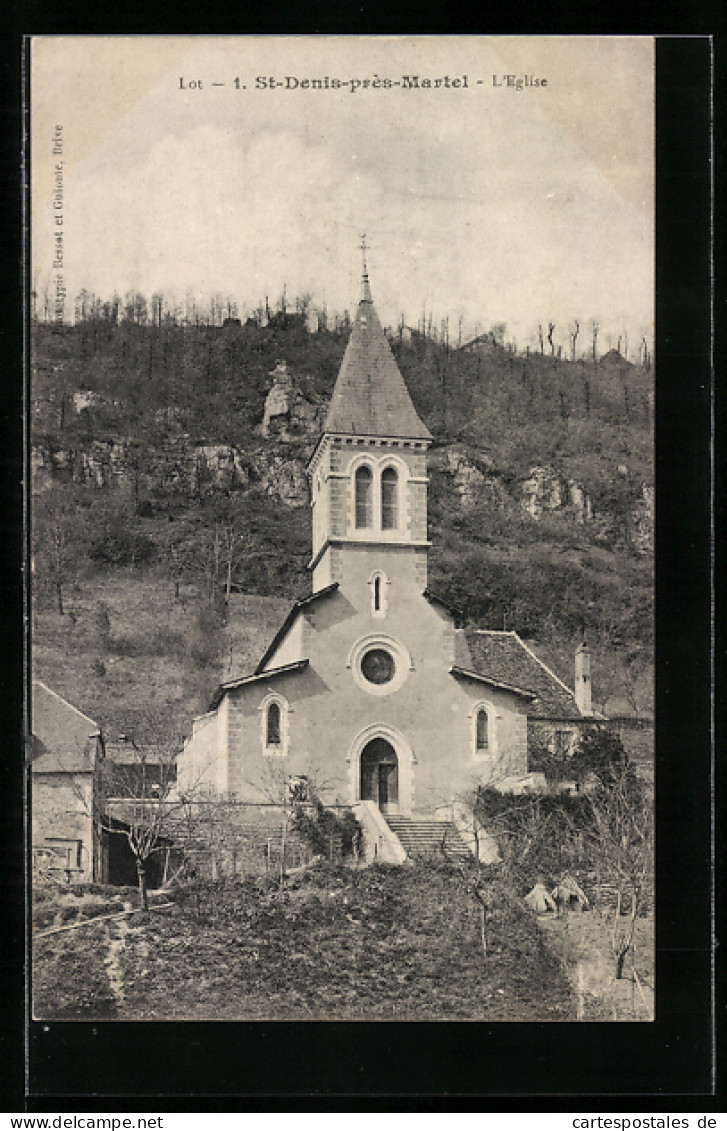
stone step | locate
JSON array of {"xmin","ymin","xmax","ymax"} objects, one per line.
[{"xmin": 384, "ymin": 817, "xmax": 471, "ymax": 860}]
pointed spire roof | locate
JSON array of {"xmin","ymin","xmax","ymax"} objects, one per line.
[{"xmin": 324, "ymin": 272, "xmax": 432, "ymax": 441}]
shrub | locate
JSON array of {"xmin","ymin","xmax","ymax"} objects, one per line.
[
  {"xmin": 292, "ymin": 799, "xmax": 362, "ymax": 859},
  {"xmin": 188, "ymin": 602, "xmax": 225, "ymax": 669},
  {"xmin": 88, "ymin": 516, "xmax": 155, "ymax": 566},
  {"xmin": 528, "ymin": 742, "xmax": 571, "ymax": 787},
  {"xmin": 474, "ymin": 788, "xmax": 593, "ymax": 895},
  {"xmin": 571, "ymin": 726, "xmax": 635, "ymax": 793}
]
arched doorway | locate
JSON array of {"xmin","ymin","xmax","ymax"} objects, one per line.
[{"xmin": 360, "ymin": 737, "xmax": 399, "ymax": 814}]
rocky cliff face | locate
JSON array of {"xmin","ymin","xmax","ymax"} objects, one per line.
[
  {"xmin": 32, "ymin": 362, "xmax": 320, "ymax": 509},
  {"xmin": 31, "ymin": 365, "xmax": 653, "ymax": 552},
  {"xmin": 440, "ymin": 448, "xmax": 652, "ymax": 555}
]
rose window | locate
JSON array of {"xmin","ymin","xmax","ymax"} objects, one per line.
[{"xmin": 360, "ymin": 648, "xmax": 396, "ymax": 685}]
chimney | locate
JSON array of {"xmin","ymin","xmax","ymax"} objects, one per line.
[{"xmin": 575, "ymin": 643, "xmax": 592, "ymax": 716}]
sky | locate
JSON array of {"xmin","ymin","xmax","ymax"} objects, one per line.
[{"xmin": 31, "ymin": 36, "xmax": 654, "ymax": 353}]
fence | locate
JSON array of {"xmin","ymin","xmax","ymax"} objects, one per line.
[{"xmin": 150, "ymin": 802, "xmax": 348, "ymax": 882}]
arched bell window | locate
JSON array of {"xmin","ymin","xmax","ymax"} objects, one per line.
[
  {"xmin": 355, "ymin": 465, "xmax": 374, "ymax": 528},
  {"xmin": 380, "ymin": 467, "xmax": 398, "ymax": 530}
]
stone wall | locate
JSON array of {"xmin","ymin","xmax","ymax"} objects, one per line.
[{"xmin": 32, "ymin": 772, "xmax": 99, "ymax": 882}]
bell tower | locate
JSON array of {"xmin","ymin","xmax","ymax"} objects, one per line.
[{"xmin": 307, "ymin": 246, "xmax": 433, "ymax": 596}]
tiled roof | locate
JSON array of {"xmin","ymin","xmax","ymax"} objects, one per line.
[
  {"xmin": 462, "ymin": 630, "xmax": 584, "ymax": 720},
  {"xmin": 324, "ymin": 289, "xmax": 432, "ymax": 440},
  {"xmin": 30, "ymin": 681, "xmax": 102, "ymax": 773},
  {"xmin": 449, "ymin": 665, "xmax": 536, "ymax": 700}
]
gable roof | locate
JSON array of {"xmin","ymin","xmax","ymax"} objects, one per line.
[
  {"xmin": 30, "ymin": 681, "xmax": 102, "ymax": 773},
  {"xmin": 461, "ymin": 630, "xmax": 584, "ymax": 720},
  {"xmin": 254, "ymin": 583, "xmax": 339, "ymax": 674},
  {"xmin": 323, "ymin": 284, "xmax": 432, "ymax": 441}
]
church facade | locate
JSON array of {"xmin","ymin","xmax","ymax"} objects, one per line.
[{"xmin": 177, "ymin": 272, "xmax": 590, "ymax": 818}]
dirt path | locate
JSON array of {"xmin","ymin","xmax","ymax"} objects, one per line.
[
  {"xmin": 103, "ymin": 913, "xmax": 131, "ymax": 1009},
  {"xmin": 537, "ymin": 909, "xmax": 654, "ymax": 1021}
]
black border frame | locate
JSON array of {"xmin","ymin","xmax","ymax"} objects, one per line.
[{"xmin": 2, "ymin": 31, "xmax": 716, "ymax": 1108}]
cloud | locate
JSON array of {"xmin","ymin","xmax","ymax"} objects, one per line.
[{"xmin": 32, "ymin": 37, "xmax": 654, "ymax": 345}]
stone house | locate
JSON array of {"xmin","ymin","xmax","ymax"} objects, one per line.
[
  {"xmin": 30, "ymin": 681, "xmax": 106, "ymax": 882},
  {"xmin": 176, "ymin": 270, "xmax": 597, "ymax": 858}
]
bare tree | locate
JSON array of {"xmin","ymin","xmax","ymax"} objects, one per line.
[
  {"xmin": 587, "ymin": 767, "xmax": 653, "ymax": 980},
  {"xmin": 570, "ymin": 320, "xmax": 580, "ymax": 362},
  {"xmin": 100, "ymin": 732, "xmax": 185, "ymax": 908},
  {"xmin": 32, "ymin": 493, "xmax": 83, "ymax": 616}
]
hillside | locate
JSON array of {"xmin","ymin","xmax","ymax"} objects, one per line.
[
  {"xmin": 30, "ymin": 311, "xmax": 654, "ymax": 745},
  {"xmin": 33, "ymin": 861, "xmax": 576, "ymax": 1021}
]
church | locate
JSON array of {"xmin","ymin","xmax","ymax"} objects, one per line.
[{"xmin": 177, "ymin": 265, "xmax": 593, "ymax": 841}]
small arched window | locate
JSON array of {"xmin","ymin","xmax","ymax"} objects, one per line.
[
  {"xmin": 266, "ymin": 701, "xmax": 281, "ymax": 746},
  {"xmin": 355, "ymin": 465, "xmax": 374, "ymax": 528},
  {"xmin": 381, "ymin": 467, "xmax": 398, "ymax": 530},
  {"xmin": 475, "ymin": 708, "xmax": 489, "ymax": 751},
  {"xmin": 369, "ymin": 570, "xmax": 388, "ymax": 618}
]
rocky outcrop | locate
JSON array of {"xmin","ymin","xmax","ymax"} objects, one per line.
[
  {"xmin": 253, "ymin": 454, "xmax": 309, "ymax": 507},
  {"xmin": 194, "ymin": 445, "xmax": 250, "ymax": 493},
  {"xmin": 521, "ymin": 467, "xmax": 594, "ymax": 525},
  {"xmin": 568, "ymin": 480, "xmax": 593, "ymax": 524},
  {"xmin": 440, "ymin": 450, "xmax": 651, "ymax": 553},
  {"xmin": 522, "ymin": 467, "xmax": 564, "ymax": 518},
  {"xmin": 447, "ymin": 450, "xmax": 487, "ymax": 507},
  {"xmin": 31, "ymin": 435, "xmax": 309, "ymax": 508},
  {"xmin": 446, "ymin": 449, "xmax": 509, "ymax": 510},
  {"xmin": 259, "ymin": 362, "xmax": 319, "ymax": 441},
  {"xmin": 629, "ymin": 484, "xmax": 654, "ymax": 555}
]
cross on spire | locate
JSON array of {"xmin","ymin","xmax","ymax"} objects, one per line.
[
  {"xmin": 359, "ymin": 234, "xmax": 372, "ymax": 302},
  {"xmin": 360, "ymin": 233, "xmax": 368, "ymax": 279}
]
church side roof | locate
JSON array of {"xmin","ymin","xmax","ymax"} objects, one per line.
[
  {"xmin": 422, "ymin": 588, "xmax": 464, "ymax": 625},
  {"xmin": 449, "ymin": 666, "xmax": 536, "ymax": 700},
  {"xmin": 209, "ymin": 661, "xmax": 310, "ymax": 711},
  {"xmin": 463, "ymin": 630, "xmax": 585, "ymax": 721},
  {"xmin": 323, "ymin": 286, "xmax": 432, "ymax": 440},
  {"xmin": 30, "ymin": 681, "xmax": 102, "ymax": 773}
]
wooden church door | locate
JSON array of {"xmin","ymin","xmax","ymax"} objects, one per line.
[{"xmin": 360, "ymin": 737, "xmax": 399, "ymax": 814}]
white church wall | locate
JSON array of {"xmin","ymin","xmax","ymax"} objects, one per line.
[
  {"xmin": 262, "ymin": 615, "xmax": 305, "ymax": 670},
  {"xmin": 178, "ymin": 710, "xmax": 221, "ymax": 796}
]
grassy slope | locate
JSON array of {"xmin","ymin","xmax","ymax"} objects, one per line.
[
  {"xmin": 32, "ymin": 862, "xmax": 575, "ymax": 1021},
  {"xmin": 32, "ymin": 568, "xmax": 290, "ymax": 743}
]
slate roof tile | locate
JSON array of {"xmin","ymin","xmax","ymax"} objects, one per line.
[
  {"xmin": 463, "ymin": 630, "xmax": 583, "ymax": 720},
  {"xmin": 31, "ymin": 681, "xmax": 102, "ymax": 773},
  {"xmin": 324, "ymin": 289, "xmax": 432, "ymax": 440}
]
